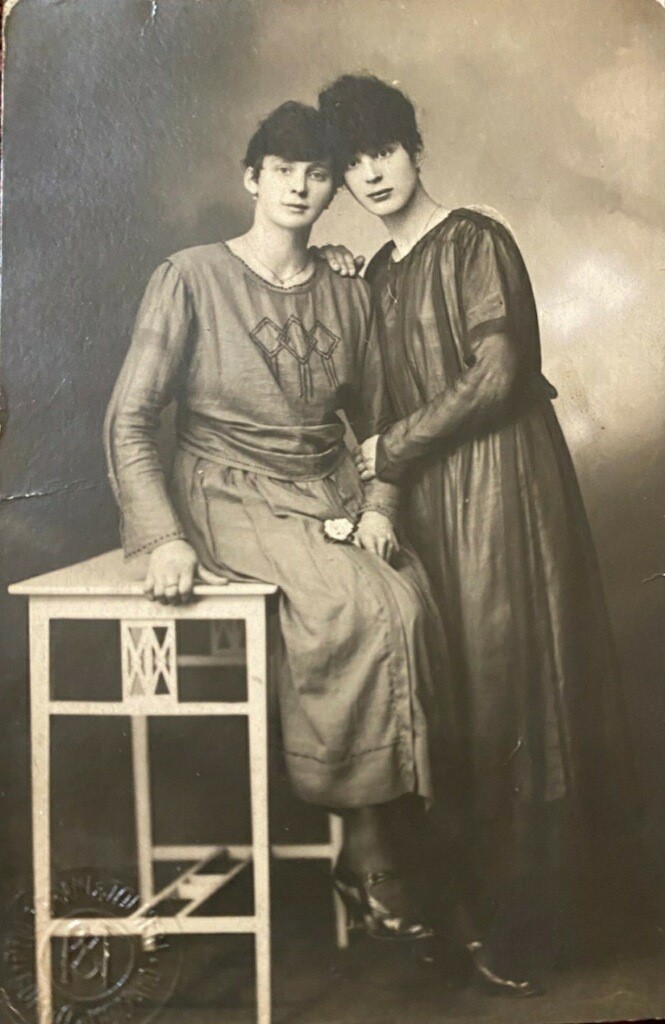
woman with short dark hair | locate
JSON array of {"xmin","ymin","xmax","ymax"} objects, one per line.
[
  {"xmin": 319, "ymin": 74, "xmax": 639, "ymax": 993},
  {"xmin": 105, "ymin": 100, "xmax": 448, "ymax": 942}
]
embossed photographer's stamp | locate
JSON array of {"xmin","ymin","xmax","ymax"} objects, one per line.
[{"xmin": 2, "ymin": 873, "xmax": 181, "ymax": 1024}]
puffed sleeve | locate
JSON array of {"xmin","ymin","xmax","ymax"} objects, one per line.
[
  {"xmin": 104, "ymin": 260, "xmax": 193, "ymax": 557},
  {"xmin": 374, "ymin": 220, "xmax": 525, "ymax": 483},
  {"xmin": 458, "ymin": 221, "xmax": 510, "ymax": 342}
]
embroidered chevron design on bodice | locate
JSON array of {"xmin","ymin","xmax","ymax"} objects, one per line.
[{"xmin": 249, "ymin": 316, "xmax": 341, "ymax": 400}]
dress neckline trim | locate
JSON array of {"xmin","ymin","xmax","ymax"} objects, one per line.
[
  {"xmin": 388, "ymin": 208, "xmax": 457, "ymax": 264},
  {"xmin": 220, "ymin": 240, "xmax": 320, "ymax": 293}
]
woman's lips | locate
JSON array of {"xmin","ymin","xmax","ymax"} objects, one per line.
[{"xmin": 368, "ymin": 188, "xmax": 393, "ymax": 202}]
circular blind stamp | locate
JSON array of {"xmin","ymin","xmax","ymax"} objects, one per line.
[{"xmin": 2, "ymin": 872, "xmax": 182, "ymax": 1024}]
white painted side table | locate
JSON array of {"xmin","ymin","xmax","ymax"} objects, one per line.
[{"xmin": 9, "ymin": 548, "xmax": 346, "ymax": 1024}]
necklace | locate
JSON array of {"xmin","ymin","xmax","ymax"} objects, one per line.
[
  {"xmin": 248, "ymin": 245, "xmax": 311, "ymax": 287},
  {"xmin": 387, "ymin": 204, "xmax": 443, "ymax": 307}
]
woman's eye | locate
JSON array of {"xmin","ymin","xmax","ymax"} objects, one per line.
[
  {"xmin": 279, "ymin": 166, "xmax": 291, "ymax": 174},
  {"xmin": 310, "ymin": 171, "xmax": 329, "ymax": 182},
  {"xmin": 346, "ymin": 158, "xmax": 359, "ymax": 170}
]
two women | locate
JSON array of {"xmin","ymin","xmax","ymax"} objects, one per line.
[
  {"xmin": 106, "ymin": 82, "xmax": 638, "ymax": 993},
  {"xmin": 319, "ymin": 74, "xmax": 639, "ymax": 990},
  {"xmin": 105, "ymin": 101, "xmax": 445, "ymax": 941}
]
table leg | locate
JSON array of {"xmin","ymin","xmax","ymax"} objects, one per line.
[
  {"xmin": 246, "ymin": 601, "xmax": 272, "ymax": 1024},
  {"xmin": 29, "ymin": 600, "xmax": 52, "ymax": 1024},
  {"xmin": 131, "ymin": 715, "xmax": 154, "ymax": 949},
  {"xmin": 328, "ymin": 814, "xmax": 348, "ymax": 949}
]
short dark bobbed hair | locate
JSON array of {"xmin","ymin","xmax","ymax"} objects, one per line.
[
  {"xmin": 243, "ymin": 101, "xmax": 341, "ymax": 186},
  {"xmin": 318, "ymin": 74, "xmax": 423, "ymax": 172}
]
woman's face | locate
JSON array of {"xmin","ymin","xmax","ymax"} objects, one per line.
[
  {"xmin": 343, "ymin": 142, "xmax": 419, "ymax": 217},
  {"xmin": 246, "ymin": 155, "xmax": 335, "ymax": 230}
]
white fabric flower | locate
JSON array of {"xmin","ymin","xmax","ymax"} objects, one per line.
[{"xmin": 323, "ymin": 517, "xmax": 356, "ymax": 543}]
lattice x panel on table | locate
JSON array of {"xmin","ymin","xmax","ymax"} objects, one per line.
[{"xmin": 121, "ymin": 620, "xmax": 177, "ymax": 701}]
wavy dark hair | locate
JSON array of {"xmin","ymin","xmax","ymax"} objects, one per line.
[
  {"xmin": 318, "ymin": 74, "xmax": 423, "ymax": 173},
  {"xmin": 243, "ymin": 101, "xmax": 341, "ymax": 186}
]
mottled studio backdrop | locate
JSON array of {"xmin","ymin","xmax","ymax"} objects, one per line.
[{"xmin": 1, "ymin": 0, "xmax": 664, "ymax": 897}]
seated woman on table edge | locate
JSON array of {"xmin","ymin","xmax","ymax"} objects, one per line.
[{"xmin": 104, "ymin": 99, "xmax": 453, "ymax": 946}]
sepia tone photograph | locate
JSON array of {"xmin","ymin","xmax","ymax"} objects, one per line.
[{"xmin": 0, "ymin": 1, "xmax": 664, "ymax": 1022}]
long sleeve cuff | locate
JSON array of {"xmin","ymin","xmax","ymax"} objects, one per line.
[
  {"xmin": 360, "ymin": 476, "xmax": 400, "ymax": 521},
  {"xmin": 374, "ymin": 434, "xmax": 407, "ymax": 485},
  {"xmin": 121, "ymin": 527, "xmax": 187, "ymax": 560},
  {"xmin": 117, "ymin": 488, "xmax": 187, "ymax": 559}
]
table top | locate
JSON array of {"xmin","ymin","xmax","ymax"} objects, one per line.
[{"xmin": 8, "ymin": 548, "xmax": 278, "ymax": 597}]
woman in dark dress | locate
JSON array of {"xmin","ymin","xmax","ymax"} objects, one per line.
[{"xmin": 319, "ymin": 75, "xmax": 640, "ymax": 992}]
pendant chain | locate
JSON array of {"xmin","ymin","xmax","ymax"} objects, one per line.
[
  {"xmin": 248, "ymin": 245, "xmax": 311, "ymax": 287},
  {"xmin": 387, "ymin": 204, "xmax": 442, "ymax": 307}
]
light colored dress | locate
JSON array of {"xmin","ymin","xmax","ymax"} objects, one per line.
[{"xmin": 104, "ymin": 243, "xmax": 444, "ymax": 808}]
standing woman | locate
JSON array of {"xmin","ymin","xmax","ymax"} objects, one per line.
[{"xmin": 319, "ymin": 75, "xmax": 640, "ymax": 992}]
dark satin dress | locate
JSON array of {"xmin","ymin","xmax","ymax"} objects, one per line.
[{"xmin": 366, "ymin": 209, "xmax": 640, "ymax": 967}]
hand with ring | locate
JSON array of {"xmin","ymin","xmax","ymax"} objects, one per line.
[
  {"xmin": 144, "ymin": 539, "xmax": 198, "ymax": 604},
  {"xmin": 354, "ymin": 510, "xmax": 399, "ymax": 563}
]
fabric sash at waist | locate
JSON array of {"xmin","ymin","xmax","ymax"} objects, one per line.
[{"xmin": 178, "ymin": 410, "xmax": 347, "ymax": 481}]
